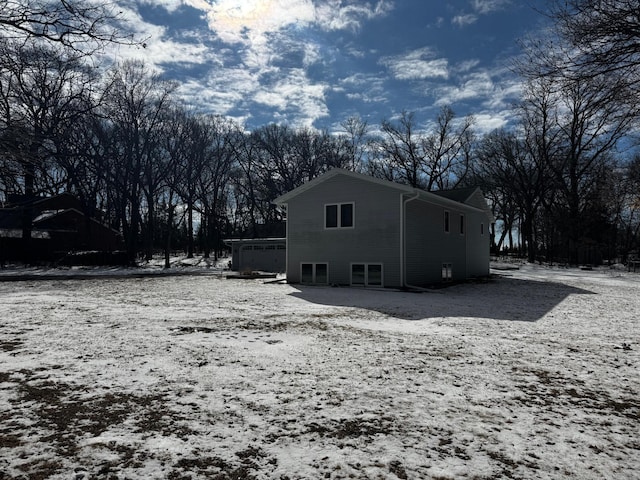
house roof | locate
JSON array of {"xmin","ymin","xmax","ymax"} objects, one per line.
[
  {"xmin": 431, "ymin": 187, "xmax": 478, "ymax": 204},
  {"xmin": 224, "ymin": 237, "xmax": 286, "ymax": 245},
  {"xmin": 272, "ymin": 168, "xmax": 492, "ymax": 216},
  {"xmin": 272, "ymin": 168, "xmax": 413, "ymax": 205}
]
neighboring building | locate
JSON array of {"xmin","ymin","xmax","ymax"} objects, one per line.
[
  {"xmin": 272, "ymin": 168, "xmax": 493, "ymax": 288},
  {"xmin": 226, "ymin": 238, "xmax": 286, "ymax": 273},
  {"xmin": 0, "ymin": 193, "xmax": 124, "ymax": 264}
]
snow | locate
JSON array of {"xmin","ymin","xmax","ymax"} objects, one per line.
[{"xmin": 0, "ymin": 262, "xmax": 638, "ymax": 479}]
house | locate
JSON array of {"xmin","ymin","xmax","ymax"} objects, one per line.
[
  {"xmin": 0, "ymin": 193, "xmax": 124, "ymax": 264},
  {"xmin": 272, "ymin": 168, "xmax": 493, "ymax": 288}
]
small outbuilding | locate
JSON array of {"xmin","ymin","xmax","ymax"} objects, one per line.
[{"xmin": 226, "ymin": 238, "xmax": 286, "ymax": 273}]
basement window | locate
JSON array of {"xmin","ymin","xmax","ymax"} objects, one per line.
[
  {"xmin": 442, "ymin": 263, "xmax": 453, "ymax": 282},
  {"xmin": 351, "ymin": 263, "xmax": 383, "ymax": 287},
  {"xmin": 301, "ymin": 263, "xmax": 328, "ymax": 285}
]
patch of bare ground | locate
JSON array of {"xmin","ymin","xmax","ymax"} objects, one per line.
[
  {"xmin": 2, "ymin": 368, "xmax": 201, "ymax": 478},
  {"xmin": 306, "ymin": 415, "xmax": 398, "ymax": 439},
  {"xmin": 512, "ymin": 367, "xmax": 639, "ymax": 420}
]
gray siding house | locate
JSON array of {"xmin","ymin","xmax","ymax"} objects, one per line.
[{"xmin": 272, "ymin": 169, "xmax": 493, "ymax": 288}]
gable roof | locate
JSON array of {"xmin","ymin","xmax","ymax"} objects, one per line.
[
  {"xmin": 272, "ymin": 168, "xmax": 492, "ymax": 216},
  {"xmin": 272, "ymin": 168, "xmax": 413, "ymax": 205},
  {"xmin": 431, "ymin": 187, "xmax": 478, "ymax": 204}
]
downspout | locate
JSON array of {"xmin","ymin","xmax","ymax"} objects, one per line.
[
  {"xmin": 402, "ymin": 191, "xmax": 421, "ymax": 290},
  {"xmin": 278, "ymin": 204, "xmax": 289, "ymax": 282}
]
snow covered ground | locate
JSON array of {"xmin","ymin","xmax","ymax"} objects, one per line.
[{"xmin": 0, "ymin": 263, "xmax": 638, "ymax": 479}]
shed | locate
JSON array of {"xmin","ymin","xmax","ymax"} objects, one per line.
[{"xmin": 226, "ymin": 238, "xmax": 286, "ymax": 273}]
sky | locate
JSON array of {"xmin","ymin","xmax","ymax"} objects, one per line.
[{"xmin": 107, "ymin": 0, "xmax": 551, "ymax": 134}]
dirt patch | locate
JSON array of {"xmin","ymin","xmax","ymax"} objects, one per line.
[
  {"xmin": 0, "ymin": 338, "xmax": 23, "ymax": 352},
  {"xmin": 306, "ymin": 416, "xmax": 398, "ymax": 439},
  {"xmin": 4, "ymin": 369, "xmax": 198, "ymax": 478},
  {"xmin": 513, "ymin": 367, "xmax": 640, "ymax": 419}
]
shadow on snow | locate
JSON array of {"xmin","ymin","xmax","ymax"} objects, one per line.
[{"xmin": 288, "ymin": 276, "xmax": 594, "ymax": 322}]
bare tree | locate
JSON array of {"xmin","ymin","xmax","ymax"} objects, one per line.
[
  {"xmin": 373, "ymin": 107, "xmax": 474, "ymax": 190},
  {"xmin": 520, "ymin": 0, "xmax": 640, "ymax": 129},
  {"xmin": 421, "ymin": 106, "xmax": 474, "ymax": 190},
  {"xmin": 546, "ymin": 0, "xmax": 640, "ymax": 85},
  {"xmin": 473, "ymin": 129, "xmax": 551, "ymax": 261},
  {"xmin": 101, "ymin": 60, "xmax": 177, "ymax": 264},
  {"xmin": 195, "ymin": 114, "xmax": 238, "ymax": 260},
  {"xmin": 339, "ymin": 115, "xmax": 369, "ymax": 171},
  {"xmin": 377, "ymin": 111, "xmax": 424, "ymax": 188},
  {"xmin": 0, "ymin": 41, "xmax": 99, "ymax": 261},
  {"xmin": 0, "ymin": 0, "xmax": 136, "ymax": 53}
]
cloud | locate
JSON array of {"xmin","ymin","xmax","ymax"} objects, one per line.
[
  {"xmin": 471, "ymin": 0, "xmax": 511, "ymax": 15},
  {"xmin": 435, "ymin": 72, "xmax": 495, "ymax": 105},
  {"xmin": 176, "ymin": 66, "xmax": 259, "ymax": 118},
  {"xmin": 136, "ymin": 0, "xmax": 184, "ymax": 12},
  {"xmin": 315, "ymin": 0, "xmax": 394, "ymax": 32},
  {"xmin": 339, "ymin": 73, "xmax": 388, "ymax": 103},
  {"xmin": 452, "ymin": 0, "xmax": 511, "ymax": 28},
  {"xmin": 455, "ymin": 59, "xmax": 481, "ymax": 73},
  {"xmin": 452, "ymin": 14, "xmax": 478, "ymax": 27},
  {"xmin": 191, "ymin": 0, "xmax": 315, "ymax": 45},
  {"xmin": 172, "ymin": 0, "xmax": 393, "ymax": 127},
  {"xmin": 472, "ymin": 111, "xmax": 511, "ymax": 134},
  {"xmin": 253, "ymin": 68, "xmax": 330, "ymax": 127},
  {"xmin": 186, "ymin": 0, "xmax": 392, "ymax": 45},
  {"xmin": 102, "ymin": 3, "xmax": 215, "ymax": 70},
  {"xmin": 380, "ymin": 47, "xmax": 449, "ymax": 80}
]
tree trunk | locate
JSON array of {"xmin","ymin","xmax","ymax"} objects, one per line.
[{"xmin": 186, "ymin": 200, "xmax": 194, "ymax": 258}]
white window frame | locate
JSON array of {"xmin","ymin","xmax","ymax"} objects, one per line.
[
  {"xmin": 325, "ymin": 202, "xmax": 355, "ymax": 229},
  {"xmin": 300, "ymin": 262, "xmax": 329, "ymax": 285},
  {"xmin": 350, "ymin": 263, "xmax": 384, "ymax": 287}
]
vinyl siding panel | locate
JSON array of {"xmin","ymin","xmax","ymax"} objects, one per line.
[
  {"xmin": 285, "ymin": 174, "xmax": 403, "ymax": 287},
  {"xmin": 465, "ymin": 212, "xmax": 491, "ymax": 277},
  {"xmin": 405, "ymin": 198, "xmax": 468, "ymax": 285}
]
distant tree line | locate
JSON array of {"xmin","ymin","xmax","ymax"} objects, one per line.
[{"xmin": 1, "ymin": 0, "xmax": 639, "ymax": 266}]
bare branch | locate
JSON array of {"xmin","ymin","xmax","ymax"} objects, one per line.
[{"xmin": 0, "ymin": 0, "xmax": 138, "ymax": 54}]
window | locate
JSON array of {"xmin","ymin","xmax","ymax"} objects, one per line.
[
  {"xmin": 325, "ymin": 204, "xmax": 338, "ymax": 228},
  {"xmin": 301, "ymin": 263, "xmax": 313, "ymax": 283},
  {"xmin": 444, "ymin": 210, "xmax": 450, "ymax": 233},
  {"xmin": 351, "ymin": 263, "xmax": 383, "ymax": 287},
  {"xmin": 351, "ymin": 264, "xmax": 365, "ymax": 286},
  {"xmin": 300, "ymin": 263, "xmax": 329, "ymax": 285},
  {"xmin": 480, "ymin": 223, "xmax": 484, "ymax": 235},
  {"xmin": 442, "ymin": 263, "xmax": 453, "ymax": 282},
  {"xmin": 315, "ymin": 263, "xmax": 328, "ymax": 284},
  {"xmin": 340, "ymin": 203, "xmax": 353, "ymax": 227},
  {"xmin": 460, "ymin": 214, "xmax": 465, "ymax": 235},
  {"xmin": 367, "ymin": 264, "xmax": 383, "ymax": 286},
  {"xmin": 325, "ymin": 202, "xmax": 354, "ymax": 229}
]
